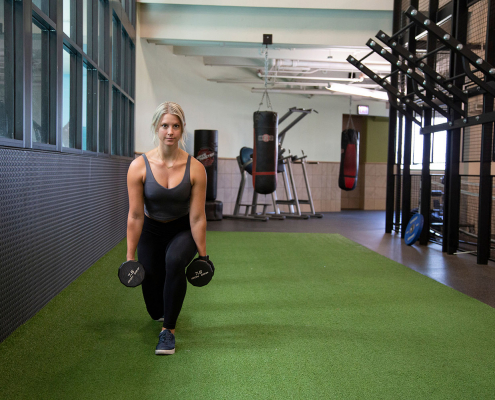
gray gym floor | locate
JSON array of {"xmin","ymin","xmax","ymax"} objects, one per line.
[{"xmin": 208, "ymin": 211, "xmax": 495, "ymax": 308}]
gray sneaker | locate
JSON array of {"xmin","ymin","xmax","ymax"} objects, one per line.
[{"xmin": 155, "ymin": 329, "xmax": 175, "ymax": 355}]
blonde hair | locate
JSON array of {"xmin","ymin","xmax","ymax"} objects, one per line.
[{"xmin": 151, "ymin": 102, "xmax": 187, "ymax": 149}]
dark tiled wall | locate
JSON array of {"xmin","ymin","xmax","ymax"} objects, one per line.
[{"xmin": 0, "ymin": 148, "xmax": 131, "ymax": 342}]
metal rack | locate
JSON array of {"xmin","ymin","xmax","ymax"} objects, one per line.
[{"xmin": 347, "ymin": 0, "xmax": 495, "ymax": 264}]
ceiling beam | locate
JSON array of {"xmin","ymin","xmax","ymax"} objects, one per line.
[
  {"xmin": 137, "ymin": 0, "xmax": 393, "ymax": 11},
  {"xmin": 139, "ymin": 4, "xmax": 393, "ymax": 48}
]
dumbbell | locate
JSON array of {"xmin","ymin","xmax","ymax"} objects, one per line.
[
  {"xmin": 118, "ymin": 260, "xmax": 146, "ymax": 287},
  {"xmin": 118, "ymin": 256, "xmax": 215, "ymax": 288},
  {"xmin": 186, "ymin": 255, "xmax": 215, "ymax": 287}
]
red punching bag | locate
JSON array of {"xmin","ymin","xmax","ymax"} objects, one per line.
[
  {"xmin": 253, "ymin": 111, "xmax": 278, "ymax": 194},
  {"xmin": 339, "ymin": 128, "xmax": 360, "ymax": 191}
]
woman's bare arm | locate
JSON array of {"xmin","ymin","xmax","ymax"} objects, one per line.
[
  {"xmin": 126, "ymin": 157, "xmax": 146, "ymax": 261},
  {"xmin": 189, "ymin": 158, "xmax": 207, "ymax": 257}
]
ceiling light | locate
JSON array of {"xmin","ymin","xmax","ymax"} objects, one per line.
[
  {"xmin": 258, "ymin": 74, "xmax": 364, "ymax": 83},
  {"xmin": 325, "ymin": 83, "xmax": 388, "ymax": 100}
]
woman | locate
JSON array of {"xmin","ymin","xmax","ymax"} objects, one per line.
[{"xmin": 126, "ymin": 102, "xmax": 208, "ymax": 355}]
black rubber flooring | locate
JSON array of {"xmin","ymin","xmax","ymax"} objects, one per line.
[{"xmin": 208, "ymin": 211, "xmax": 495, "ymax": 308}]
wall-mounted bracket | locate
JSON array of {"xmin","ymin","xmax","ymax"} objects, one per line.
[
  {"xmin": 411, "ymin": 80, "xmax": 450, "ymax": 119},
  {"xmin": 421, "ymin": 110, "xmax": 495, "ymax": 134},
  {"xmin": 366, "ymin": 39, "xmax": 465, "ymax": 116},
  {"xmin": 405, "ymin": 6, "xmax": 495, "ymax": 97},
  {"xmin": 388, "ymin": 96, "xmax": 423, "ymax": 126},
  {"xmin": 376, "ymin": 30, "xmax": 467, "ymax": 103},
  {"xmin": 346, "ymin": 55, "xmax": 422, "ymax": 126}
]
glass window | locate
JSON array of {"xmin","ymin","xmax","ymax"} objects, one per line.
[
  {"xmin": 411, "ymin": 116, "xmax": 447, "ymax": 170},
  {"xmin": 112, "ymin": 16, "xmax": 120, "ymax": 85},
  {"xmin": 132, "ymin": 0, "xmax": 135, "ymax": 25},
  {"xmin": 32, "ymin": 21, "xmax": 51, "ymax": 144},
  {"xmin": 130, "ymin": 42, "xmax": 135, "ymax": 98},
  {"xmin": 432, "ymin": 131, "xmax": 447, "ymax": 165},
  {"xmin": 0, "ymin": 1, "xmax": 4, "ymax": 138},
  {"xmin": 0, "ymin": 0, "xmax": 134, "ymax": 154},
  {"xmin": 127, "ymin": 0, "xmax": 132, "ymax": 25},
  {"xmin": 62, "ymin": 48, "xmax": 72, "ymax": 148},
  {"xmin": 129, "ymin": 101, "xmax": 134, "ymax": 156},
  {"xmin": 83, "ymin": 0, "xmax": 88, "ymax": 53},
  {"xmin": 63, "ymin": 0, "xmax": 71, "ymax": 37},
  {"xmin": 111, "ymin": 88, "xmax": 120, "ymax": 155},
  {"xmin": 98, "ymin": 76, "xmax": 108, "ymax": 153},
  {"xmin": 121, "ymin": 29, "xmax": 127, "ymax": 93},
  {"xmin": 83, "ymin": 63, "xmax": 97, "ymax": 152},
  {"xmin": 432, "ymin": 115, "xmax": 447, "ymax": 166},
  {"xmin": 82, "ymin": 63, "xmax": 87, "ymax": 149},
  {"xmin": 121, "ymin": 95, "xmax": 128, "ymax": 156},
  {"xmin": 412, "ymin": 123, "xmax": 423, "ymax": 166},
  {"xmin": 98, "ymin": 0, "xmax": 106, "ymax": 71},
  {"xmin": 32, "ymin": 0, "xmax": 49, "ymax": 16},
  {"xmin": 0, "ymin": 0, "xmax": 14, "ymax": 140}
]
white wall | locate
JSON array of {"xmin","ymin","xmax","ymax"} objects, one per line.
[
  {"xmin": 135, "ymin": 40, "xmax": 388, "ymax": 161},
  {"xmin": 135, "ymin": 1, "xmax": 390, "ymax": 162}
]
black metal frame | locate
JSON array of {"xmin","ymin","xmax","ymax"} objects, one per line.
[
  {"xmin": 346, "ymin": 56, "xmax": 423, "ymax": 123},
  {"xmin": 365, "ymin": 38, "xmax": 464, "ymax": 116},
  {"xmin": 348, "ymin": 3, "xmax": 495, "ymax": 134},
  {"xmin": 406, "ymin": 6, "xmax": 495, "ymax": 133},
  {"xmin": 419, "ymin": 0, "xmax": 439, "ymax": 245},
  {"xmin": 442, "ymin": 0, "xmax": 466, "ymax": 255},
  {"xmin": 401, "ymin": 0, "xmax": 419, "ymax": 239},
  {"xmin": 476, "ymin": 0, "xmax": 495, "ymax": 263},
  {"xmin": 385, "ymin": 0, "xmax": 402, "ymax": 234},
  {"xmin": 349, "ymin": 0, "xmax": 495, "ymax": 264}
]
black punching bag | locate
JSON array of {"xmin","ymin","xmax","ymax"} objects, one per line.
[
  {"xmin": 253, "ymin": 111, "xmax": 278, "ymax": 194},
  {"xmin": 194, "ymin": 130, "xmax": 218, "ymax": 201},
  {"xmin": 338, "ymin": 128, "xmax": 360, "ymax": 191}
]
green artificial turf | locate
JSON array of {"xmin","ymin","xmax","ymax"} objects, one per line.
[{"xmin": 2, "ymin": 232, "xmax": 495, "ymax": 399}]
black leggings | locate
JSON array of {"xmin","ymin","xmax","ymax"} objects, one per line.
[{"xmin": 137, "ymin": 215, "xmax": 198, "ymax": 329}]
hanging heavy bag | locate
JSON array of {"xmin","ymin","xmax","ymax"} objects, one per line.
[
  {"xmin": 194, "ymin": 130, "xmax": 218, "ymax": 201},
  {"xmin": 338, "ymin": 128, "xmax": 360, "ymax": 191},
  {"xmin": 253, "ymin": 111, "xmax": 278, "ymax": 194}
]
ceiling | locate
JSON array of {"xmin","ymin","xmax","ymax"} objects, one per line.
[
  {"xmin": 144, "ymin": 41, "xmax": 393, "ymax": 100},
  {"xmin": 139, "ymin": 2, "xmax": 394, "ymax": 101}
]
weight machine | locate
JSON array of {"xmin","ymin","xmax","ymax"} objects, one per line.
[
  {"xmin": 275, "ymin": 108, "xmax": 323, "ymax": 219},
  {"xmin": 224, "ymin": 107, "xmax": 322, "ymax": 221}
]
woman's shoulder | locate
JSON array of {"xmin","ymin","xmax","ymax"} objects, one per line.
[
  {"xmin": 189, "ymin": 154, "xmax": 205, "ymax": 170},
  {"xmin": 188, "ymin": 154, "xmax": 206, "ymax": 182},
  {"xmin": 128, "ymin": 154, "xmax": 146, "ymax": 176},
  {"xmin": 144, "ymin": 149, "xmax": 156, "ymax": 160}
]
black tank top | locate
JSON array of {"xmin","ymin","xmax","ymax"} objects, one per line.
[{"xmin": 142, "ymin": 154, "xmax": 192, "ymax": 222}]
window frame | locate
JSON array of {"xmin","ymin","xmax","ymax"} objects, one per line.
[
  {"xmin": 31, "ymin": 13, "xmax": 57, "ymax": 149},
  {"xmin": 0, "ymin": 0, "xmax": 136, "ymax": 160},
  {"xmin": 0, "ymin": 0, "xmax": 16, "ymax": 143}
]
